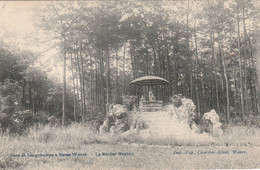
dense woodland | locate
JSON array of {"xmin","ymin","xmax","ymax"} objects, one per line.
[{"xmin": 1, "ymin": 0, "xmax": 260, "ymax": 133}]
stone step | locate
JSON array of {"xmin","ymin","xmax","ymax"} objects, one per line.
[{"xmin": 139, "ymin": 108, "xmax": 163, "ymax": 112}]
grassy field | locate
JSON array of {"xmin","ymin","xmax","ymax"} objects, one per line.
[{"xmin": 1, "ymin": 124, "xmax": 260, "ymax": 169}]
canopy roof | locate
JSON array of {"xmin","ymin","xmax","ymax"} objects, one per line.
[{"xmin": 129, "ymin": 76, "xmax": 171, "ymax": 86}]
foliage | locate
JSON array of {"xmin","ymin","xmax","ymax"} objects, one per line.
[
  {"xmin": 0, "ymin": 43, "xmax": 76, "ymax": 134},
  {"xmin": 0, "ymin": 80, "xmax": 21, "ymax": 134},
  {"xmin": 37, "ymin": 0, "xmax": 259, "ymax": 124},
  {"xmin": 0, "ymin": 0, "xmax": 259, "ymax": 134}
]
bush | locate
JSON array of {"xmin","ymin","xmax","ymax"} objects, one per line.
[
  {"xmin": 0, "ymin": 109, "xmax": 51, "ymax": 135},
  {"xmin": 244, "ymin": 115, "xmax": 260, "ymax": 127},
  {"xmin": 217, "ymin": 125, "xmax": 260, "ymax": 146}
]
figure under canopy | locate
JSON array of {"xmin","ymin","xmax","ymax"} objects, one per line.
[{"xmin": 149, "ymin": 90, "xmax": 156, "ymax": 101}]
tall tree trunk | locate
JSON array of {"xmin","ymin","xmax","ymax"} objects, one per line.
[
  {"xmin": 116, "ymin": 50, "xmax": 119, "ymax": 103},
  {"xmin": 247, "ymin": 32, "xmax": 259, "ymax": 115},
  {"xmin": 100, "ymin": 48, "xmax": 106, "ymax": 114},
  {"xmin": 218, "ymin": 36, "xmax": 230, "ymax": 122},
  {"xmin": 80, "ymin": 44, "xmax": 86, "ymax": 122},
  {"xmin": 130, "ymin": 45, "xmax": 137, "ymax": 79},
  {"xmin": 257, "ymin": 54, "xmax": 260, "ymax": 116},
  {"xmin": 76, "ymin": 50, "xmax": 83, "ymax": 119},
  {"xmin": 94, "ymin": 49, "xmax": 99, "ymax": 106},
  {"xmin": 29, "ymin": 81, "xmax": 32, "ymax": 111},
  {"xmin": 32, "ymin": 90, "xmax": 35, "ymax": 115},
  {"xmin": 201, "ymin": 80, "xmax": 205, "ymax": 109},
  {"xmin": 90, "ymin": 52, "xmax": 93, "ymax": 110},
  {"xmin": 105, "ymin": 45, "xmax": 111, "ymax": 107},
  {"xmin": 233, "ymin": 68, "xmax": 237, "ymax": 115},
  {"xmin": 254, "ymin": 30, "xmax": 260, "ymax": 115},
  {"xmin": 70, "ymin": 53, "xmax": 77, "ymax": 122},
  {"xmin": 144, "ymin": 21, "xmax": 158, "ymax": 76},
  {"xmin": 123, "ymin": 43, "xmax": 126, "ymax": 94},
  {"xmin": 242, "ymin": 0, "xmax": 248, "ymax": 115},
  {"xmin": 95, "ymin": 64, "xmax": 98, "ymax": 106},
  {"xmin": 22, "ymin": 79, "xmax": 26, "ymax": 110},
  {"xmin": 156, "ymin": 38, "xmax": 162, "ymax": 77},
  {"xmin": 150, "ymin": 43, "xmax": 158, "ymax": 76},
  {"xmin": 211, "ymin": 33, "xmax": 220, "ymax": 114},
  {"xmin": 164, "ymin": 32, "xmax": 172, "ymax": 95},
  {"xmin": 62, "ymin": 40, "xmax": 66, "ymax": 126},
  {"xmin": 194, "ymin": 23, "xmax": 201, "ymax": 115},
  {"xmin": 173, "ymin": 29, "xmax": 179, "ymax": 94},
  {"xmin": 186, "ymin": 0, "xmax": 193, "ymax": 99},
  {"xmin": 74, "ymin": 48, "xmax": 80, "ymax": 105},
  {"xmin": 236, "ymin": 0, "xmax": 245, "ymax": 120}
]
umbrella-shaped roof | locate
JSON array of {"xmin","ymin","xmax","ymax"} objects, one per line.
[{"xmin": 128, "ymin": 76, "xmax": 171, "ymax": 86}]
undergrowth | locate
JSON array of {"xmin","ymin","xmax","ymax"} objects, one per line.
[{"xmin": 1, "ymin": 123, "xmax": 260, "ymax": 169}]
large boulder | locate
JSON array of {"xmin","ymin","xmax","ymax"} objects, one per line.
[
  {"xmin": 170, "ymin": 94, "xmax": 182, "ymax": 107},
  {"xmin": 107, "ymin": 104, "xmax": 127, "ymax": 118},
  {"xmin": 175, "ymin": 98, "xmax": 196, "ymax": 128},
  {"xmin": 110, "ymin": 118, "xmax": 130, "ymax": 135},
  {"xmin": 99, "ymin": 118, "xmax": 113, "ymax": 133},
  {"xmin": 165, "ymin": 96, "xmax": 197, "ymax": 131},
  {"xmin": 99, "ymin": 104, "xmax": 130, "ymax": 135},
  {"xmin": 201, "ymin": 109, "xmax": 223, "ymax": 136}
]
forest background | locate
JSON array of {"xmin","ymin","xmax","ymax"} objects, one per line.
[{"xmin": 1, "ymin": 0, "xmax": 260, "ymax": 133}]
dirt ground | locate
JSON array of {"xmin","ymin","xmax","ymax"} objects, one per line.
[{"xmin": 21, "ymin": 143, "xmax": 260, "ymax": 170}]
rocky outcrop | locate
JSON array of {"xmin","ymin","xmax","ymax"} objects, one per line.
[
  {"xmin": 99, "ymin": 97, "xmax": 223, "ymax": 138},
  {"xmin": 165, "ymin": 96, "xmax": 197, "ymax": 131},
  {"xmin": 99, "ymin": 104, "xmax": 130, "ymax": 135},
  {"xmin": 201, "ymin": 109, "xmax": 223, "ymax": 136}
]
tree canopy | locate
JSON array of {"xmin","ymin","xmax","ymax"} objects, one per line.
[{"xmin": 0, "ymin": 0, "xmax": 260, "ymax": 133}]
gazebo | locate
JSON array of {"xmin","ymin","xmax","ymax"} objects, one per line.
[
  {"xmin": 129, "ymin": 76, "xmax": 171, "ymax": 86},
  {"xmin": 128, "ymin": 76, "xmax": 171, "ymax": 112}
]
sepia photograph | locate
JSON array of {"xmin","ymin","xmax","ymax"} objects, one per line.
[{"xmin": 0, "ymin": 0, "xmax": 260, "ymax": 169}]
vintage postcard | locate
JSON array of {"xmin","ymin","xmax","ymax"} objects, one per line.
[{"xmin": 0, "ymin": 0, "xmax": 260, "ymax": 169}]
